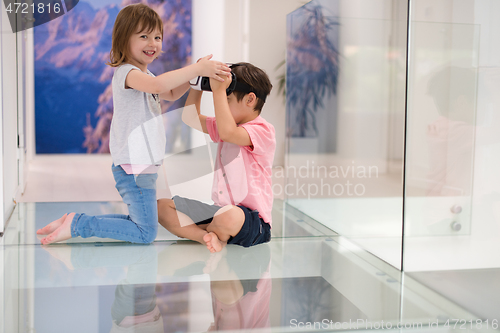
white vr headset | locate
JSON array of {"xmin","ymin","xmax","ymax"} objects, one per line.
[{"xmin": 189, "ymin": 64, "xmax": 267, "ymax": 102}]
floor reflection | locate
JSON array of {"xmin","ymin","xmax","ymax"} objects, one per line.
[
  {"xmin": 3, "ymin": 202, "xmax": 479, "ymax": 333},
  {"xmin": 27, "ymin": 240, "xmax": 372, "ymax": 333},
  {"xmin": 158, "ymin": 242, "xmax": 273, "ymax": 331},
  {"xmin": 33, "ymin": 242, "xmax": 275, "ymax": 332}
]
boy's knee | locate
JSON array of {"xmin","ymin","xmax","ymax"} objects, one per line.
[
  {"xmin": 213, "ymin": 205, "xmax": 243, "ymax": 228},
  {"xmin": 157, "ymin": 198, "xmax": 175, "ymax": 211}
]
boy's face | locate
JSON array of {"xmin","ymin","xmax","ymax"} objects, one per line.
[
  {"xmin": 226, "ymin": 93, "xmax": 253, "ymax": 124},
  {"xmin": 128, "ymin": 27, "xmax": 162, "ymax": 70}
]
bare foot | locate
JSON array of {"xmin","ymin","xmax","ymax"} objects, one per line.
[
  {"xmin": 203, "ymin": 232, "xmax": 226, "ymax": 253},
  {"xmin": 37, "ymin": 213, "xmax": 67, "ymax": 235},
  {"xmin": 41, "ymin": 213, "xmax": 76, "ymax": 245}
]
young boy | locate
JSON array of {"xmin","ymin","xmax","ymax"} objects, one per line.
[{"xmin": 157, "ymin": 62, "xmax": 275, "ymax": 253}]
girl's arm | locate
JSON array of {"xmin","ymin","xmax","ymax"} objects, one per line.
[
  {"xmin": 125, "ymin": 55, "xmax": 230, "ymax": 95},
  {"xmin": 182, "ymin": 89, "xmax": 208, "ymax": 133},
  {"xmin": 159, "ymin": 82, "xmax": 190, "ymax": 101}
]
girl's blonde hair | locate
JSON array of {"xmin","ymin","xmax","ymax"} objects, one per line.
[{"xmin": 107, "ymin": 4, "xmax": 164, "ymax": 67}]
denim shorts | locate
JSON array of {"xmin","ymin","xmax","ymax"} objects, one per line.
[{"xmin": 172, "ymin": 196, "xmax": 271, "ymax": 247}]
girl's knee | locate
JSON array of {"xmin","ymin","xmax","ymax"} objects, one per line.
[{"xmin": 140, "ymin": 225, "xmax": 158, "ymax": 244}]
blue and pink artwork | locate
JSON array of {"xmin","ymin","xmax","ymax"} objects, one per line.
[
  {"xmin": 286, "ymin": 0, "xmax": 339, "ymax": 154},
  {"xmin": 34, "ymin": 0, "xmax": 192, "ymax": 154}
]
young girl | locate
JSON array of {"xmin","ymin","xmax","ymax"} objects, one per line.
[{"xmin": 37, "ymin": 3, "xmax": 231, "ymax": 244}]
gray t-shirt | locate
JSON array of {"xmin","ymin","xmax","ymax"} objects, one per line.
[{"xmin": 110, "ymin": 64, "xmax": 166, "ymax": 166}]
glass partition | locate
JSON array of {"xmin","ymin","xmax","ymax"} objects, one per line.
[
  {"xmin": 402, "ymin": 0, "xmax": 500, "ymax": 321},
  {"xmin": 285, "ymin": 0, "xmax": 408, "ymax": 269},
  {"xmin": 403, "ymin": 0, "xmax": 500, "ymax": 272},
  {"xmin": 403, "ymin": 18, "xmax": 479, "ymax": 271},
  {"xmin": 404, "ymin": 20, "xmax": 479, "ymax": 239},
  {"xmin": 283, "ymin": 0, "xmax": 500, "ymax": 322},
  {"xmin": 402, "ymin": 0, "xmax": 500, "ymax": 277}
]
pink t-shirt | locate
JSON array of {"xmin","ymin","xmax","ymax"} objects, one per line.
[
  {"xmin": 206, "ymin": 116, "xmax": 275, "ymax": 225},
  {"xmin": 211, "ymin": 271, "xmax": 272, "ymax": 330}
]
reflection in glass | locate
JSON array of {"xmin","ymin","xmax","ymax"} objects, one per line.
[
  {"xmin": 38, "ymin": 241, "xmax": 387, "ymax": 331},
  {"xmin": 405, "ymin": 21, "xmax": 480, "ymax": 238},
  {"xmin": 203, "ymin": 245, "xmax": 271, "ymax": 331},
  {"xmin": 425, "ymin": 67, "xmax": 476, "ymax": 197},
  {"xmin": 158, "ymin": 243, "xmax": 272, "ymax": 331},
  {"xmin": 39, "ymin": 243, "xmax": 272, "ymax": 332},
  {"xmin": 9, "ymin": 226, "xmax": 481, "ymax": 332},
  {"xmin": 41, "ymin": 244, "xmax": 163, "ymax": 332},
  {"xmin": 285, "ymin": 0, "xmax": 408, "ymax": 269}
]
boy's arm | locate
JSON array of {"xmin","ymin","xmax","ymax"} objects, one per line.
[
  {"xmin": 182, "ymin": 88, "xmax": 208, "ymax": 134},
  {"xmin": 125, "ymin": 54, "xmax": 231, "ymax": 95},
  {"xmin": 210, "ymin": 78, "xmax": 253, "ymax": 147}
]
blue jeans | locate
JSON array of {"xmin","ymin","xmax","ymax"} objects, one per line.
[{"xmin": 70, "ymin": 164, "xmax": 158, "ymax": 244}]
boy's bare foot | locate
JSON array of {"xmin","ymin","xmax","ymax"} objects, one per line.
[
  {"xmin": 37, "ymin": 213, "xmax": 68, "ymax": 235},
  {"xmin": 203, "ymin": 232, "xmax": 226, "ymax": 253},
  {"xmin": 41, "ymin": 213, "xmax": 76, "ymax": 245},
  {"xmin": 203, "ymin": 250, "xmax": 224, "ymax": 274}
]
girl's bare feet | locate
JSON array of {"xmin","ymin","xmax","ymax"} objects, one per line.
[
  {"xmin": 203, "ymin": 232, "xmax": 226, "ymax": 253},
  {"xmin": 37, "ymin": 213, "xmax": 67, "ymax": 235},
  {"xmin": 41, "ymin": 213, "xmax": 76, "ymax": 245}
]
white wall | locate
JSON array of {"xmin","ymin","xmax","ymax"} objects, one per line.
[
  {"xmin": 0, "ymin": 5, "xmax": 4, "ymax": 332},
  {"xmin": 1, "ymin": 0, "xmax": 20, "ymax": 230},
  {"xmin": 221, "ymin": 0, "xmax": 304, "ymax": 167},
  {"xmin": 246, "ymin": 0, "xmax": 304, "ymax": 167},
  {"xmin": 25, "ymin": 28, "xmax": 35, "ymax": 163},
  {"xmin": 190, "ymin": 0, "xmax": 225, "ymax": 150},
  {"xmin": 0, "ymin": 0, "xmax": 4, "ymax": 234},
  {"xmin": 190, "ymin": 0, "xmax": 304, "ymax": 167},
  {"xmin": 1, "ymin": 4, "xmax": 22, "ymax": 332}
]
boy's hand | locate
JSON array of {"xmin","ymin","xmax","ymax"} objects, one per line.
[
  {"xmin": 210, "ymin": 74, "xmax": 232, "ymax": 92},
  {"xmin": 196, "ymin": 54, "xmax": 231, "ymax": 82}
]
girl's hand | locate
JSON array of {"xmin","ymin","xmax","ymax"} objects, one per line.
[{"xmin": 197, "ymin": 54, "xmax": 231, "ymax": 82}]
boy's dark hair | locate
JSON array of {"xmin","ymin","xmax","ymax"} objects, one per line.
[
  {"xmin": 107, "ymin": 4, "xmax": 163, "ymax": 67},
  {"xmin": 230, "ymin": 63, "xmax": 272, "ymax": 113}
]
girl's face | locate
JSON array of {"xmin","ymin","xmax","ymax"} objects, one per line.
[{"xmin": 128, "ymin": 27, "xmax": 162, "ymax": 71}]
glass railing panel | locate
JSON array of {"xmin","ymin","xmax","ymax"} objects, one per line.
[{"xmin": 285, "ymin": 0, "xmax": 408, "ymax": 270}]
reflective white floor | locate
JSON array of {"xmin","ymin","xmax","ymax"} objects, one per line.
[
  {"xmin": 288, "ymin": 198, "xmax": 500, "ymax": 272},
  {"xmin": 0, "ymin": 200, "xmax": 487, "ymax": 333}
]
